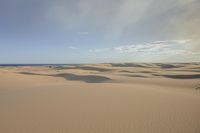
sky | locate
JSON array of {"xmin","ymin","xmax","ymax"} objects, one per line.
[{"xmin": 0, "ymin": 0, "xmax": 199, "ymax": 64}]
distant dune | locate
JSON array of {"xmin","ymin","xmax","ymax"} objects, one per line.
[{"xmin": 0, "ymin": 63, "xmax": 200, "ymax": 133}]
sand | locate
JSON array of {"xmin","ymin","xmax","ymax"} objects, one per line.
[{"xmin": 0, "ymin": 63, "xmax": 200, "ymax": 133}]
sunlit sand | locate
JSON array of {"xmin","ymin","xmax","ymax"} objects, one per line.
[{"xmin": 0, "ymin": 63, "xmax": 200, "ymax": 133}]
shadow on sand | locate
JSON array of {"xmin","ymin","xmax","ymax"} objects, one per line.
[
  {"xmin": 153, "ymin": 74, "xmax": 200, "ymax": 79},
  {"xmin": 19, "ymin": 72, "xmax": 111, "ymax": 83},
  {"xmin": 55, "ymin": 73, "xmax": 111, "ymax": 83},
  {"xmin": 154, "ymin": 63, "xmax": 180, "ymax": 69},
  {"xmin": 123, "ymin": 74, "xmax": 148, "ymax": 78},
  {"xmin": 109, "ymin": 63, "xmax": 149, "ymax": 68},
  {"xmin": 54, "ymin": 66, "xmax": 112, "ymax": 72},
  {"xmin": 195, "ymin": 84, "xmax": 200, "ymax": 90}
]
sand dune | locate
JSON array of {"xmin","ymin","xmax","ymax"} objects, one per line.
[{"xmin": 0, "ymin": 63, "xmax": 200, "ymax": 133}]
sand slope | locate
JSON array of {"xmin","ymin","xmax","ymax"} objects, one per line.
[{"xmin": 0, "ymin": 63, "xmax": 200, "ymax": 133}]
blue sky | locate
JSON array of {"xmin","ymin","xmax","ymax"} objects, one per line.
[{"xmin": 0, "ymin": 0, "xmax": 199, "ymax": 63}]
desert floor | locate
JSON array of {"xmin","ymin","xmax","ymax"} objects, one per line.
[{"xmin": 0, "ymin": 63, "xmax": 200, "ymax": 133}]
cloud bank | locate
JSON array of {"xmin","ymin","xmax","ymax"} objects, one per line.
[{"xmin": 89, "ymin": 40, "xmax": 200, "ymax": 62}]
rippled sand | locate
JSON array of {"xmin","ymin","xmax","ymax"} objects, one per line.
[{"xmin": 0, "ymin": 63, "xmax": 200, "ymax": 133}]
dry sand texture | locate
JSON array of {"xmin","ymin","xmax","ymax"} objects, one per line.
[{"xmin": 0, "ymin": 63, "xmax": 200, "ymax": 133}]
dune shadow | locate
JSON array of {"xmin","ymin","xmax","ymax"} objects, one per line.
[
  {"xmin": 110, "ymin": 63, "xmax": 149, "ymax": 68},
  {"xmin": 188, "ymin": 70, "xmax": 200, "ymax": 72},
  {"xmin": 120, "ymin": 70, "xmax": 137, "ymax": 73},
  {"xmin": 195, "ymin": 84, "xmax": 200, "ymax": 90},
  {"xmin": 53, "ymin": 73, "xmax": 111, "ymax": 83},
  {"xmin": 123, "ymin": 74, "xmax": 148, "ymax": 78},
  {"xmin": 120, "ymin": 70, "xmax": 155, "ymax": 74},
  {"xmin": 19, "ymin": 72, "xmax": 44, "ymax": 76},
  {"xmin": 139, "ymin": 71, "xmax": 155, "ymax": 73},
  {"xmin": 18, "ymin": 72, "xmax": 111, "ymax": 83},
  {"xmin": 153, "ymin": 74, "xmax": 200, "ymax": 79},
  {"xmin": 54, "ymin": 66, "xmax": 112, "ymax": 72},
  {"xmin": 154, "ymin": 63, "xmax": 179, "ymax": 69}
]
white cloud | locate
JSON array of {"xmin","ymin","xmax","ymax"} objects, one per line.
[
  {"xmin": 90, "ymin": 40, "xmax": 192, "ymax": 55},
  {"xmin": 68, "ymin": 46, "xmax": 79, "ymax": 50},
  {"xmin": 89, "ymin": 48, "xmax": 110, "ymax": 53}
]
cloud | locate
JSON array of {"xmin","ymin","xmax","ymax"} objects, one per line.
[
  {"xmin": 90, "ymin": 39, "xmax": 200, "ymax": 61},
  {"xmin": 89, "ymin": 39, "xmax": 200, "ymax": 62},
  {"xmin": 2, "ymin": 0, "xmax": 199, "ymax": 42},
  {"xmin": 45, "ymin": 0, "xmax": 200, "ymax": 39},
  {"xmin": 68, "ymin": 46, "xmax": 79, "ymax": 50},
  {"xmin": 89, "ymin": 48, "xmax": 110, "ymax": 53},
  {"xmin": 90, "ymin": 40, "xmax": 192, "ymax": 54}
]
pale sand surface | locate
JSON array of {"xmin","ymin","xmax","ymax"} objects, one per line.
[{"xmin": 0, "ymin": 63, "xmax": 200, "ymax": 133}]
